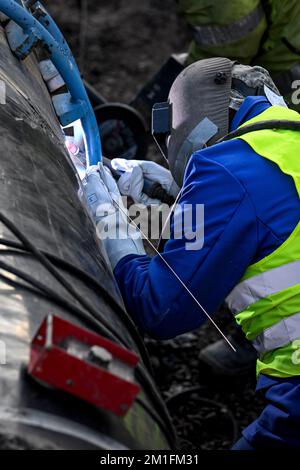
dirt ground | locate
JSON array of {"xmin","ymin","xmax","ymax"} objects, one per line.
[
  {"xmin": 46, "ymin": 0, "xmax": 189, "ymax": 103},
  {"xmin": 46, "ymin": 0, "xmax": 266, "ymax": 450}
]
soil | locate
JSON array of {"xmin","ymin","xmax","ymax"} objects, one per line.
[{"xmin": 45, "ymin": 0, "xmax": 266, "ymax": 450}]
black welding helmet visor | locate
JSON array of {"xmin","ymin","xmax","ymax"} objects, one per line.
[{"xmin": 152, "ymin": 58, "xmax": 234, "ymax": 187}]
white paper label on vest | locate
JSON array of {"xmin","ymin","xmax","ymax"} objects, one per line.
[{"xmin": 264, "ymin": 85, "xmax": 287, "ymax": 108}]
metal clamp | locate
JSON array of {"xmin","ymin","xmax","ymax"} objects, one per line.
[{"xmin": 29, "ymin": 315, "xmax": 141, "ymax": 416}]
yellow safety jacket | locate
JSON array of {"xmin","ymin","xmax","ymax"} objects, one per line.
[
  {"xmin": 178, "ymin": 0, "xmax": 300, "ymax": 106},
  {"xmin": 225, "ymin": 104, "xmax": 300, "ymax": 378}
]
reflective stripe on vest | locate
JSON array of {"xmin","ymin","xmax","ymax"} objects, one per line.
[
  {"xmin": 252, "ymin": 312, "xmax": 300, "ymax": 357},
  {"xmin": 193, "ymin": 3, "xmax": 264, "ymax": 47},
  {"xmin": 226, "ymin": 260, "xmax": 300, "ymax": 315}
]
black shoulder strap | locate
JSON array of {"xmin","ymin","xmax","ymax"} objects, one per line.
[{"xmin": 218, "ymin": 120, "xmax": 300, "ymax": 144}]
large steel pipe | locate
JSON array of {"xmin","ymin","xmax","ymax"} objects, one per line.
[{"xmin": 0, "ymin": 25, "xmax": 173, "ymax": 450}]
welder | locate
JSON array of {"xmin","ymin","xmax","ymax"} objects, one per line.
[
  {"xmin": 178, "ymin": 0, "xmax": 300, "ymax": 107},
  {"xmin": 128, "ymin": 0, "xmax": 300, "ymax": 377},
  {"xmin": 83, "ymin": 59, "xmax": 300, "ymax": 449}
]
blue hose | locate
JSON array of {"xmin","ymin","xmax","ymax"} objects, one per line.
[{"xmin": 0, "ymin": 0, "xmax": 102, "ymax": 166}]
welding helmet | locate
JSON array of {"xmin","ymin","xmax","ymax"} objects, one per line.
[
  {"xmin": 152, "ymin": 58, "xmax": 234, "ymax": 186},
  {"xmin": 152, "ymin": 58, "xmax": 280, "ymax": 186}
]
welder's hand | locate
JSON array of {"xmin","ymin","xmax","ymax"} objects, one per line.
[
  {"xmin": 83, "ymin": 164, "xmax": 145, "ymax": 269},
  {"xmin": 111, "ymin": 158, "xmax": 180, "ymax": 206},
  {"xmin": 83, "ymin": 164, "xmax": 120, "ymax": 222}
]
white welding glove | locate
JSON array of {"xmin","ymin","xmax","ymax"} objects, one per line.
[
  {"xmin": 83, "ymin": 164, "xmax": 145, "ymax": 269},
  {"xmin": 111, "ymin": 158, "xmax": 180, "ymax": 206}
]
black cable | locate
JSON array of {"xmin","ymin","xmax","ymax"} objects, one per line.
[
  {"xmin": 165, "ymin": 386, "xmax": 239, "ymax": 447},
  {"xmin": 0, "ymin": 214, "xmax": 126, "ymax": 341},
  {"xmin": 282, "ymin": 37, "xmax": 300, "ymax": 57},
  {"xmin": 0, "ymin": 213, "xmax": 151, "ymax": 370},
  {"xmin": 218, "ymin": 120, "xmax": 300, "ymax": 143},
  {"xmin": 0, "ymin": 213, "xmax": 176, "ymax": 445},
  {"xmin": 0, "ymin": 258, "xmax": 126, "ymax": 347},
  {"xmin": 0, "ymin": 237, "xmax": 151, "ymax": 369},
  {"xmin": 0, "ymin": 238, "xmax": 125, "ymax": 311}
]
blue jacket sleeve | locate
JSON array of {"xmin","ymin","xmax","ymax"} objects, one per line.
[{"xmin": 114, "ymin": 151, "xmax": 258, "ymax": 340}]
